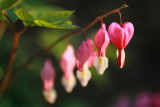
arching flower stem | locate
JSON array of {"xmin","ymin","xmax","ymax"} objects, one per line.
[{"xmin": 8, "ymin": 3, "xmax": 128, "ymax": 95}]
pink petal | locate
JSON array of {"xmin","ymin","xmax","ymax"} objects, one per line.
[
  {"xmin": 88, "ymin": 51, "xmax": 97, "ymax": 67},
  {"xmin": 108, "ymin": 22, "xmax": 124, "ymax": 49},
  {"xmin": 43, "ymin": 80, "xmax": 53, "ymax": 92},
  {"xmin": 40, "ymin": 58, "xmax": 56, "ymax": 91},
  {"xmin": 123, "ymin": 22, "xmax": 134, "ymax": 48},
  {"xmin": 108, "ymin": 22, "xmax": 134, "ymax": 49},
  {"xmin": 60, "ymin": 45, "xmax": 76, "ymax": 79},
  {"xmin": 94, "ymin": 23, "xmax": 110, "ymax": 56},
  {"xmin": 76, "ymin": 39, "xmax": 94, "ymax": 70}
]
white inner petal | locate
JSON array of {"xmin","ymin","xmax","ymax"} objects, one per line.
[
  {"xmin": 76, "ymin": 62, "xmax": 91, "ymax": 87},
  {"xmin": 93, "ymin": 56, "xmax": 109, "ymax": 75},
  {"xmin": 116, "ymin": 49, "xmax": 125, "ymax": 68},
  {"xmin": 43, "ymin": 88, "xmax": 57, "ymax": 104},
  {"xmin": 61, "ymin": 73, "xmax": 76, "ymax": 93}
]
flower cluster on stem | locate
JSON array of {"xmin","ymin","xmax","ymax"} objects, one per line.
[{"xmin": 0, "ymin": 4, "xmax": 133, "ymax": 104}]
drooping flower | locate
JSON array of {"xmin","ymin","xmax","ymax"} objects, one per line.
[
  {"xmin": 94, "ymin": 23, "xmax": 110, "ymax": 75},
  {"xmin": 76, "ymin": 39, "xmax": 97, "ymax": 87},
  {"xmin": 40, "ymin": 58, "xmax": 57, "ymax": 104},
  {"xmin": 60, "ymin": 45, "xmax": 76, "ymax": 93},
  {"xmin": 108, "ymin": 22, "xmax": 134, "ymax": 68}
]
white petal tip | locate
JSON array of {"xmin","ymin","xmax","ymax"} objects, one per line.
[
  {"xmin": 76, "ymin": 69, "xmax": 91, "ymax": 87},
  {"xmin": 94, "ymin": 56, "xmax": 109, "ymax": 75},
  {"xmin": 43, "ymin": 88, "xmax": 57, "ymax": 104},
  {"xmin": 61, "ymin": 74, "xmax": 76, "ymax": 93},
  {"xmin": 99, "ymin": 71, "xmax": 104, "ymax": 75}
]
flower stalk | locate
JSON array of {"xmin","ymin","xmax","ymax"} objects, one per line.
[
  {"xmin": 0, "ymin": 11, "xmax": 28, "ymax": 96},
  {"xmin": 0, "ymin": 3, "xmax": 128, "ymax": 96},
  {"xmin": 14, "ymin": 3, "xmax": 128, "ymax": 75}
]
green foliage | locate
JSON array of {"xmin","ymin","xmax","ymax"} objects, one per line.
[
  {"xmin": 14, "ymin": 8, "xmax": 34, "ymax": 25},
  {"xmin": 34, "ymin": 20, "xmax": 78, "ymax": 29},
  {"xmin": 38, "ymin": 11, "xmax": 74, "ymax": 24},
  {"xmin": 14, "ymin": 8, "xmax": 78, "ymax": 29},
  {"xmin": 0, "ymin": 0, "xmax": 78, "ymax": 29},
  {"xmin": 22, "ymin": 3, "xmax": 64, "ymax": 19},
  {"xmin": 0, "ymin": 0, "xmax": 22, "ymax": 10}
]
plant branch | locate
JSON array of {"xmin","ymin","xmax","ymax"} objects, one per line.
[
  {"xmin": 1, "ymin": 10, "xmax": 17, "ymax": 33},
  {"xmin": 12, "ymin": 4, "xmax": 128, "ymax": 80},
  {"xmin": 118, "ymin": 11, "xmax": 122, "ymax": 26},
  {"xmin": 0, "ymin": 11, "xmax": 28, "ymax": 96}
]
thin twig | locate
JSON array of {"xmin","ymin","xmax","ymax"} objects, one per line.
[
  {"xmin": 0, "ymin": 11, "xmax": 28, "ymax": 96},
  {"xmin": 118, "ymin": 11, "xmax": 122, "ymax": 26},
  {"xmin": 12, "ymin": 4, "xmax": 128, "ymax": 80},
  {"xmin": 1, "ymin": 10, "xmax": 17, "ymax": 33}
]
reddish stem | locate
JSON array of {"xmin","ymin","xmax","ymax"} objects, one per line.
[
  {"xmin": 65, "ymin": 38, "xmax": 69, "ymax": 45},
  {"xmin": 11, "ymin": 4, "xmax": 128, "ymax": 82},
  {"xmin": 101, "ymin": 19, "xmax": 104, "ymax": 28},
  {"xmin": 0, "ymin": 33, "xmax": 19, "ymax": 96},
  {"xmin": 118, "ymin": 11, "xmax": 123, "ymax": 26},
  {"xmin": 0, "ymin": 11, "xmax": 28, "ymax": 96},
  {"xmin": 1, "ymin": 10, "xmax": 17, "ymax": 33}
]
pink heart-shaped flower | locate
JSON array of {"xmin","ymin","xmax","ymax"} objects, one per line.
[
  {"xmin": 108, "ymin": 22, "xmax": 134, "ymax": 68},
  {"xmin": 108, "ymin": 22, "xmax": 134, "ymax": 49}
]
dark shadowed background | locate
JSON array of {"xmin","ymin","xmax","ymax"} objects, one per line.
[{"xmin": 0, "ymin": 0, "xmax": 160, "ymax": 107}]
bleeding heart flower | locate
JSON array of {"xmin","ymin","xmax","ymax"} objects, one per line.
[
  {"xmin": 108, "ymin": 22, "xmax": 134, "ymax": 68},
  {"xmin": 76, "ymin": 39, "xmax": 97, "ymax": 87},
  {"xmin": 60, "ymin": 45, "xmax": 76, "ymax": 93},
  {"xmin": 94, "ymin": 23, "xmax": 110, "ymax": 75},
  {"xmin": 40, "ymin": 58, "xmax": 57, "ymax": 104}
]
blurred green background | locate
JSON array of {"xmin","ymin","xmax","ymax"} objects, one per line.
[{"xmin": 0, "ymin": 0, "xmax": 160, "ymax": 107}]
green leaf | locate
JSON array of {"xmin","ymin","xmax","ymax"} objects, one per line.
[
  {"xmin": 14, "ymin": 8, "xmax": 78, "ymax": 29},
  {"xmin": 34, "ymin": 20, "xmax": 78, "ymax": 29},
  {"xmin": 7, "ymin": 8, "xmax": 18, "ymax": 22},
  {"xmin": 53, "ymin": 21, "xmax": 78, "ymax": 29},
  {"xmin": 0, "ymin": 0, "xmax": 22, "ymax": 10},
  {"xmin": 38, "ymin": 11, "xmax": 75, "ymax": 24},
  {"xmin": 14, "ymin": 8, "xmax": 34, "ymax": 25},
  {"xmin": 22, "ymin": 3, "xmax": 65, "ymax": 19}
]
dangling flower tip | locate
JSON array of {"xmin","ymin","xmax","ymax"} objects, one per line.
[
  {"xmin": 61, "ymin": 74, "xmax": 76, "ymax": 93},
  {"xmin": 76, "ymin": 69, "xmax": 91, "ymax": 87},
  {"xmin": 93, "ymin": 56, "xmax": 109, "ymax": 75},
  {"xmin": 43, "ymin": 88, "xmax": 57, "ymax": 104},
  {"xmin": 116, "ymin": 49, "xmax": 125, "ymax": 69}
]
